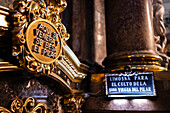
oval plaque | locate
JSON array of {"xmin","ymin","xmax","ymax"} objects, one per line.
[{"xmin": 26, "ymin": 19, "xmax": 62, "ymax": 64}]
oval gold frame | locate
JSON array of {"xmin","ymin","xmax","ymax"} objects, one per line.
[{"xmin": 26, "ymin": 19, "xmax": 63, "ymax": 64}]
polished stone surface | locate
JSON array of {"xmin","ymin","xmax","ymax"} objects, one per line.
[
  {"xmin": 102, "ymin": 0, "xmax": 163, "ymax": 71},
  {"xmin": 72, "ymin": 0, "xmax": 89, "ymax": 61},
  {"xmin": 93, "ymin": 0, "xmax": 106, "ymax": 65},
  {"xmin": 105, "ymin": 0, "xmax": 155, "ymax": 57},
  {"xmin": 64, "ymin": 0, "xmax": 106, "ymax": 67}
]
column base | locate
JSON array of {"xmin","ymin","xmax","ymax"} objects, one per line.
[{"xmin": 103, "ymin": 53, "xmax": 167, "ymax": 72}]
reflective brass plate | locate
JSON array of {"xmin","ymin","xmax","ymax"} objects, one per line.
[{"xmin": 26, "ymin": 19, "xmax": 62, "ymax": 64}]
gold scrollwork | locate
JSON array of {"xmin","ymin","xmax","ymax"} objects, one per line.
[
  {"xmin": 12, "ymin": 0, "xmax": 70, "ymax": 75},
  {"xmin": 0, "ymin": 97, "xmax": 48, "ymax": 113},
  {"xmin": 11, "ymin": 98, "xmax": 23, "ymax": 113},
  {"xmin": 64, "ymin": 94, "xmax": 85, "ymax": 113}
]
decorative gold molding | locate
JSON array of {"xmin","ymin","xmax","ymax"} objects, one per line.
[
  {"xmin": 0, "ymin": 1, "xmax": 87, "ymax": 112},
  {"xmin": 64, "ymin": 94, "xmax": 85, "ymax": 113},
  {"xmin": 0, "ymin": 95, "xmax": 85, "ymax": 113},
  {"xmin": 57, "ymin": 44, "xmax": 89, "ymax": 83},
  {"xmin": 103, "ymin": 53, "xmax": 166, "ymax": 72},
  {"xmin": 0, "ymin": 97, "xmax": 47, "ymax": 113},
  {"xmin": 11, "ymin": 0, "xmax": 88, "ymax": 82},
  {"xmin": 0, "ymin": 5, "xmax": 10, "ymax": 27},
  {"xmin": 62, "ymin": 44, "xmax": 89, "ymax": 74},
  {"xmin": 12, "ymin": 0, "xmax": 69, "ymax": 75},
  {"xmin": 0, "ymin": 0, "xmax": 88, "ymax": 83},
  {"xmin": 0, "ymin": 5, "xmax": 10, "ymax": 36},
  {"xmin": 0, "ymin": 62, "xmax": 19, "ymax": 72}
]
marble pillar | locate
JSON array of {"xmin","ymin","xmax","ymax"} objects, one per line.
[
  {"xmin": 103, "ymin": 0, "xmax": 165, "ymax": 71},
  {"xmin": 70, "ymin": 0, "xmax": 107, "ymax": 67},
  {"xmin": 72, "ymin": 0, "xmax": 89, "ymax": 62},
  {"xmin": 94, "ymin": 0, "xmax": 106, "ymax": 65}
]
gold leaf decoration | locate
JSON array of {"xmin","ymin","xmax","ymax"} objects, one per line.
[
  {"xmin": 64, "ymin": 94, "xmax": 85, "ymax": 113},
  {"xmin": 0, "ymin": 97, "xmax": 48, "ymax": 113},
  {"xmin": 12, "ymin": 0, "xmax": 70, "ymax": 75}
]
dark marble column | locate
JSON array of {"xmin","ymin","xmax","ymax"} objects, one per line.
[
  {"xmin": 68, "ymin": 0, "xmax": 106, "ymax": 67},
  {"xmin": 103, "ymin": 0, "xmax": 164, "ymax": 71},
  {"xmin": 71, "ymin": 0, "xmax": 89, "ymax": 61}
]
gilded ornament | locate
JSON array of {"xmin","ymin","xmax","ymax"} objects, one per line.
[
  {"xmin": 64, "ymin": 94, "xmax": 85, "ymax": 113},
  {"xmin": 12, "ymin": 0, "xmax": 70, "ymax": 75},
  {"xmin": 0, "ymin": 97, "xmax": 48, "ymax": 113}
]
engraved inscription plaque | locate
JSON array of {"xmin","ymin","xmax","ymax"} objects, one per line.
[{"xmin": 26, "ymin": 19, "xmax": 62, "ymax": 64}]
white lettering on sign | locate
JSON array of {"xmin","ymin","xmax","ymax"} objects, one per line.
[
  {"xmin": 134, "ymin": 75, "xmax": 148, "ymax": 81},
  {"xmin": 106, "ymin": 73, "xmax": 155, "ymax": 97},
  {"xmin": 111, "ymin": 81, "xmax": 147, "ymax": 87},
  {"xmin": 118, "ymin": 88, "xmax": 131, "ymax": 92},
  {"xmin": 110, "ymin": 76, "xmax": 131, "ymax": 81}
]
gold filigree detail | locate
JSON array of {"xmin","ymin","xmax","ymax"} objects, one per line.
[
  {"xmin": 11, "ymin": 99, "xmax": 23, "ymax": 113},
  {"xmin": 64, "ymin": 94, "xmax": 85, "ymax": 113},
  {"xmin": 23, "ymin": 97, "xmax": 47, "ymax": 113},
  {"xmin": 0, "ymin": 97, "xmax": 47, "ymax": 113},
  {"xmin": 12, "ymin": 0, "xmax": 70, "ymax": 75},
  {"xmin": 0, "ymin": 107, "xmax": 11, "ymax": 113}
]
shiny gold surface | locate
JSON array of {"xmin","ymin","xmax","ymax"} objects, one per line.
[
  {"xmin": 0, "ymin": 97, "xmax": 47, "ymax": 113},
  {"xmin": 26, "ymin": 19, "xmax": 62, "ymax": 64},
  {"xmin": 0, "ymin": 61, "xmax": 19, "ymax": 72},
  {"xmin": 11, "ymin": 0, "xmax": 88, "ymax": 79},
  {"xmin": 0, "ymin": 0, "xmax": 88, "ymax": 83},
  {"xmin": 0, "ymin": 5, "xmax": 9, "ymax": 18},
  {"xmin": 110, "ymin": 65, "xmax": 166, "ymax": 72},
  {"xmin": 64, "ymin": 94, "xmax": 85, "ymax": 113},
  {"xmin": 12, "ymin": 0, "xmax": 69, "ymax": 75},
  {"xmin": 91, "ymin": 74, "xmax": 105, "ymax": 83},
  {"xmin": 5, "ymin": 0, "xmax": 88, "ymax": 83},
  {"xmin": 58, "ymin": 53, "xmax": 87, "ymax": 83},
  {"xmin": 0, "ymin": 5, "xmax": 10, "ymax": 36},
  {"xmin": 119, "ymin": 54, "xmax": 162, "ymax": 61},
  {"xmin": 0, "ymin": 94, "xmax": 86, "ymax": 113},
  {"xmin": 104, "ymin": 53, "xmax": 166, "ymax": 72}
]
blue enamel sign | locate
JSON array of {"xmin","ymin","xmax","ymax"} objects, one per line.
[{"xmin": 105, "ymin": 72, "xmax": 156, "ymax": 97}]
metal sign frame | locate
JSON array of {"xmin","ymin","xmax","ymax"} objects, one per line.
[{"xmin": 105, "ymin": 72, "xmax": 156, "ymax": 97}]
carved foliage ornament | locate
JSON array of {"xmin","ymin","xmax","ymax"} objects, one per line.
[
  {"xmin": 64, "ymin": 94, "xmax": 85, "ymax": 113},
  {"xmin": 12, "ymin": 0, "xmax": 70, "ymax": 75},
  {"xmin": 0, "ymin": 97, "xmax": 47, "ymax": 113}
]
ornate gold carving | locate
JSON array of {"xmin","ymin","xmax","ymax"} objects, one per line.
[
  {"xmin": 57, "ymin": 44, "xmax": 88, "ymax": 83},
  {"xmin": 11, "ymin": 0, "xmax": 88, "ymax": 82},
  {"xmin": 0, "ymin": 5, "xmax": 10, "ymax": 36},
  {"xmin": 0, "ymin": 97, "xmax": 47, "ymax": 113},
  {"xmin": 12, "ymin": 0, "xmax": 69, "ymax": 75},
  {"xmin": 0, "ymin": 61, "xmax": 19, "ymax": 72},
  {"xmin": 0, "ymin": 96, "xmax": 85, "ymax": 113},
  {"xmin": 26, "ymin": 19, "xmax": 62, "ymax": 63},
  {"xmin": 64, "ymin": 94, "xmax": 85, "ymax": 113}
]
